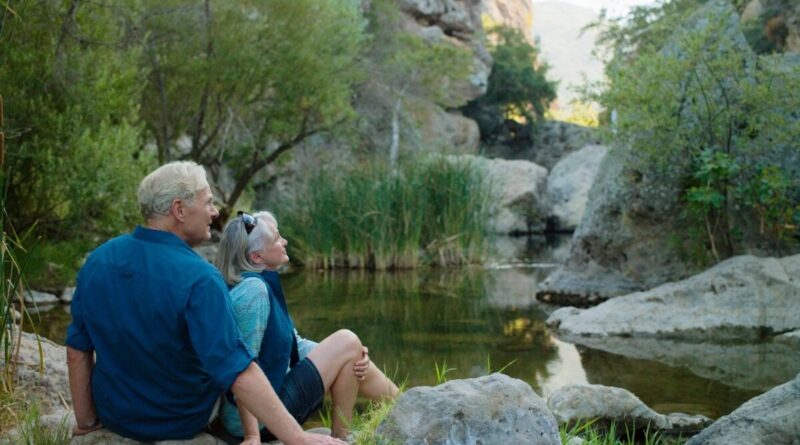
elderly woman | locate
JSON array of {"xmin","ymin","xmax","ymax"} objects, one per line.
[{"xmin": 216, "ymin": 210, "xmax": 399, "ymax": 443}]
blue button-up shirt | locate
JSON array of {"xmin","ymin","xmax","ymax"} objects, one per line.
[{"xmin": 66, "ymin": 226, "xmax": 254, "ymax": 441}]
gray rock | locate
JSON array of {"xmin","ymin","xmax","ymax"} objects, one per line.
[
  {"xmin": 547, "ymin": 384, "xmax": 671, "ymax": 431},
  {"xmin": 376, "ymin": 373, "xmax": 560, "ymax": 445},
  {"xmin": 483, "ymin": 121, "xmax": 600, "ymax": 171},
  {"xmin": 70, "ymin": 430, "xmax": 227, "ymax": 445},
  {"xmin": 546, "ymin": 145, "xmax": 607, "ymax": 231},
  {"xmin": 61, "ymin": 286, "xmax": 76, "ymax": 303},
  {"xmin": 449, "ymin": 155, "xmax": 548, "ymax": 234},
  {"xmin": 547, "ymin": 255, "xmax": 800, "ymax": 341},
  {"xmin": 6, "ymin": 330, "xmax": 71, "ymax": 409},
  {"xmin": 685, "ymin": 373, "xmax": 800, "ymax": 445},
  {"xmin": 193, "ymin": 243, "xmax": 218, "ymax": 265},
  {"xmin": 24, "ymin": 290, "xmax": 60, "ymax": 305},
  {"xmin": 776, "ymin": 329, "xmax": 800, "ymax": 347}
]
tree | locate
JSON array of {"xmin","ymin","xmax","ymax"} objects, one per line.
[
  {"xmin": 0, "ymin": 0, "xmax": 154, "ymax": 239},
  {"xmin": 594, "ymin": 3, "xmax": 800, "ymax": 262},
  {"xmin": 134, "ymin": 0, "xmax": 366, "ymax": 221},
  {"xmin": 464, "ymin": 25, "xmax": 556, "ymax": 141}
]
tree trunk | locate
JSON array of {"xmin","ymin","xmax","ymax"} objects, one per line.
[{"xmin": 389, "ymin": 96, "xmax": 402, "ymax": 169}]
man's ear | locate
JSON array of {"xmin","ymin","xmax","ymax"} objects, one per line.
[{"xmin": 170, "ymin": 198, "xmax": 185, "ymax": 222}]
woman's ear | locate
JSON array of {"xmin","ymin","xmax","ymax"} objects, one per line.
[{"xmin": 248, "ymin": 250, "xmax": 264, "ymax": 265}]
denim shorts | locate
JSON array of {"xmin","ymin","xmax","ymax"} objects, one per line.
[{"xmin": 258, "ymin": 357, "xmax": 325, "ymax": 441}]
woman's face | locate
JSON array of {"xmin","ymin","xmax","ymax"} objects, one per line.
[{"xmin": 252, "ymin": 221, "xmax": 289, "ymax": 270}]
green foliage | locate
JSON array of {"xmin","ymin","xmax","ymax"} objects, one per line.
[
  {"xmin": 482, "ymin": 26, "xmax": 557, "ymax": 123},
  {"xmin": 12, "ymin": 402, "xmax": 71, "ymax": 445},
  {"xmin": 281, "ymin": 156, "xmax": 491, "ymax": 270},
  {"xmin": 434, "ymin": 360, "xmax": 455, "ymax": 384},
  {"xmin": 349, "ymin": 396, "xmax": 398, "ymax": 445},
  {"xmin": 0, "ymin": 1, "xmax": 155, "ymax": 240},
  {"xmin": 136, "ymin": 0, "xmax": 366, "ymax": 217},
  {"xmin": 593, "ymin": 5, "xmax": 800, "ymax": 263}
]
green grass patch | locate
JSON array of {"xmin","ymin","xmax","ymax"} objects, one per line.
[
  {"xmin": 282, "ymin": 157, "xmax": 491, "ymax": 270},
  {"xmin": 560, "ymin": 419, "xmax": 684, "ymax": 445}
]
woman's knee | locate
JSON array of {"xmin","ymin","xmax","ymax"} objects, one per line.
[{"xmin": 333, "ymin": 329, "xmax": 362, "ymax": 357}]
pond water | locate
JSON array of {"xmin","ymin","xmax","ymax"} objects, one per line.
[{"xmin": 33, "ymin": 235, "xmax": 770, "ymax": 420}]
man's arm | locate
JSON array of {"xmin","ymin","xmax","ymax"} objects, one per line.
[
  {"xmin": 66, "ymin": 346, "xmax": 103, "ymax": 435},
  {"xmin": 231, "ymin": 362, "xmax": 346, "ymax": 445}
]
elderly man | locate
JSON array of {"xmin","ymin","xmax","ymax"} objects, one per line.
[{"xmin": 66, "ymin": 161, "xmax": 345, "ymax": 445}]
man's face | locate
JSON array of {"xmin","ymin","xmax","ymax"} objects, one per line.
[{"xmin": 182, "ymin": 186, "xmax": 219, "ymax": 247}]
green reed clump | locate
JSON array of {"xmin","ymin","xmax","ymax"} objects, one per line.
[{"xmin": 283, "ymin": 157, "xmax": 491, "ymax": 270}]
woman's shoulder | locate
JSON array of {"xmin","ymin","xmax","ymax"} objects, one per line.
[{"xmin": 230, "ymin": 275, "xmax": 270, "ymax": 302}]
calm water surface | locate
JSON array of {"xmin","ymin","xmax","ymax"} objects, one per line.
[{"xmin": 36, "ymin": 235, "xmax": 771, "ymax": 419}]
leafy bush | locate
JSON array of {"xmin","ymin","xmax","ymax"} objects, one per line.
[
  {"xmin": 594, "ymin": 4, "xmax": 800, "ymax": 263},
  {"xmin": 281, "ymin": 157, "xmax": 491, "ymax": 269}
]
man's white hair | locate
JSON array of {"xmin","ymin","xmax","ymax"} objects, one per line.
[{"xmin": 137, "ymin": 161, "xmax": 209, "ymax": 220}]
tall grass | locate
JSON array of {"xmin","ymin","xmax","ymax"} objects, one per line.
[{"xmin": 282, "ymin": 156, "xmax": 491, "ymax": 270}]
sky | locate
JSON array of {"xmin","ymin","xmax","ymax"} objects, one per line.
[{"xmin": 531, "ymin": 0, "xmax": 659, "ymax": 18}]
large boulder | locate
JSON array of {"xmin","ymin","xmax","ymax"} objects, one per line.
[
  {"xmin": 547, "ymin": 384, "xmax": 712, "ymax": 435},
  {"xmin": 451, "ymin": 155, "xmax": 548, "ymax": 234},
  {"xmin": 536, "ymin": 1, "xmax": 764, "ymax": 304},
  {"xmin": 546, "ymin": 145, "xmax": 607, "ymax": 231},
  {"xmin": 6, "ymin": 330, "xmax": 71, "ymax": 410},
  {"xmin": 482, "ymin": 121, "xmax": 600, "ymax": 171},
  {"xmin": 376, "ymin": 373, "xmax": 560, "ymax": 445},
  {"xmin": 685, "ymin": 373, "xmax": 800, "ymax": 445},
  {"xmin": 547, "ymin": 254, "xmax": 800, "ymax": 341}
]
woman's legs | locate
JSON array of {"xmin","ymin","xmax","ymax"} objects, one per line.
[
  {"xmin": 306, "ymin": 329, "xmax": 362, "ymax": 438},
  {"xmin": 306, "ymin": 329, "xmax": 400, "ymax": 438}
]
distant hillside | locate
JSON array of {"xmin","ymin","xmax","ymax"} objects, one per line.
[{"xmin": 531, "ymin": 1, "xmax": 604, "ymax": 107}]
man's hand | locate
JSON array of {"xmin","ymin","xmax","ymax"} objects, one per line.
[
  {"xmin": 72, "ymin": 420, "xmax": 103, "ymax": 437},
  {"xmin": 354, "ymin": 346, "xmax": 370, "ymax": 381}
]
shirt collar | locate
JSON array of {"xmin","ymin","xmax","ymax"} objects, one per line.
[{"xmin": 133, "ymin": 225, "xmax": 195, "ymax": 252}]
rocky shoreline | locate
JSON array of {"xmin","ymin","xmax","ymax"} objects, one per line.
[{"xmin": 2, "ymin": 330, "xmax": 798, "ymax": 444}]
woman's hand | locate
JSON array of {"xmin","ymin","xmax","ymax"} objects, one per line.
[
  {"xmin": 239, "ymin": 435, "xmax": 262, "ymax": 445},
  {"xmin": 354, "ymin": 346, "xmax": 370, "ymax": 381}
]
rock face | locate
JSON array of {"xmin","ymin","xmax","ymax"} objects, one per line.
[
  {"xmin": 482, "ymin": 0, "xmax": 534, "ymax": 44},
  {"xmin": 7, "ymin": 331, "xmax": 71, "ymax": 409},
  {"xmin": 537, "ymin": 1, "xmax": 763, "ymax": 303},
  {"xmin": 483, "ymin": 121, "xmax": 600, "ymax": 171},
  {"xmin": 451, "ymin": 155, "xmax": 548, "ymax": 234},
  {"xmin": 376, "ymin": 373, "xmax": 560, "ymax": 445},
  {"xmin": 546, "ymin": 145, "xmax": 607, "ymax": 232},
  {"xmin": 685, "ymin": 373, "xmax": 800, "ymax": 445},
  {"xmin": 547, "ymin": 254, "xmax": 800, "ymax": 341}
]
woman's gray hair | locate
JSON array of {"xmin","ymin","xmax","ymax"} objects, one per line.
[
  {"xmin": 216, "ymin": 211, "xmax": 279, "ymax": 285},
  {"xmin": 137, "ymin": 161, "xmax": 209, "ymax": 220}
]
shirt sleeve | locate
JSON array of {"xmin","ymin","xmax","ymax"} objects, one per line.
[
  {"xmin": 65, "ymin": 270, "xmax": 93, "ymax": 351},
  {"xmin": 294, "ymin": 329, "xmax": 318, "ymax": 361},
  {"xmin": 229, "ymin": 277, "xmax": 270, "ymax": 358},
  {"xmin": 186, "ymin": 273, "xmax": 254, "ymax": 391}
]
